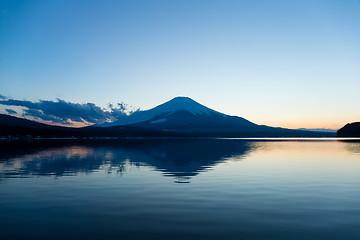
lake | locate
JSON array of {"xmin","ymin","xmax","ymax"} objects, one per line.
[{"xmin": 1, "ymin": 138, "xmax": 360, "ymax": 240}]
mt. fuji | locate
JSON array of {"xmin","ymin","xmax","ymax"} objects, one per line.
[
  {"xmin": 96, "ymin": 97, "xmax": 333, "ymax": 137},
  {"xmin": 99, "ymin": 96, "xmax": 255, "ymax": 129}
]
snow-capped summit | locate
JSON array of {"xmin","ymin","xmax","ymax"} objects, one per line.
[
  {"xmin": 149, "ymin": 96, "xmax": 224, "ymax": 116},
  {"xmin": 100, "ymin": 96, "xmax": 227, "ymax": 127}
]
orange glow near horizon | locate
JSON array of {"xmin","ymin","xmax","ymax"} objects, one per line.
[
  {"xmin": 249, "ymin": 117, "xmax": 349, "ymax": 131},
  {"xmin": 43, "ymin": 119, "xmax": 341, "ymax": 130},
  {"xmin": 264, "ymin": 121, "xmax": 341, "ymax": 131},
  {"xmin": 37, "ymin": 119, "xmax": 91, "ymax": 128},
  {"xmin": 2, "ymin": 111, "xmax": 347, "ymax": 130},
  {"xmin": 25, "ymin": 116, "xmax": 345, "ymax": 130}
]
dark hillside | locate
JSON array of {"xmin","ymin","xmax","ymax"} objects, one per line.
[{"xmin": 337, "ymin": 122, "xmax": 360, "ymax": 137}]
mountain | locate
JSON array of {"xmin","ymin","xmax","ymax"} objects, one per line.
[
  {"xmin": 99, "ymin": 96, "xmax": 335, "ymax": 137},
  {"xmin": 100, "ymin": 96, "xmax": 257, "ymax": 128},
  {"xmin": 100, "ymin": 96, "xmax": 233, "ymax": 127},
  {"xmin": 297, "ymin": 128, "xmax": 337, "ymax": 133},
  {"xmin": 0, "ymin": 97, "xmax": 336, "ymax": 138},
  {"xmin": 126, "ymin": 97, "xmax": 258, "ymax": 131},
  {"xmin": 337, "ymin": 122, "xmax": 360, "ymax": 137}
]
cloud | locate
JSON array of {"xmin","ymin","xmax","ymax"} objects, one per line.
[
  {"xmin": 0, "ymin": 98, "xmax": 133, "ymax": 126},
  {"xmin": 24, "ymin": 108, "xmax": 71, "ymax": 125},
  {"xmin": 5, "ymin": 108, "xmax": 17, "ymax": 114}
]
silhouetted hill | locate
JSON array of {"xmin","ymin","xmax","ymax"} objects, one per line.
[
  {"xmin": 0, "ymin": 114, "xmax": 164, "ymax": 138},
  {"xmin": 0, "ymin": 113, "xmax": 56, "ymax": 128},
  {"xmin": 0, "ymin": 113, "xmax": 78, "ymax": 137},
  {"xmin": 337, "ymin": 122, "xmax": 360, "ymax": 137}
]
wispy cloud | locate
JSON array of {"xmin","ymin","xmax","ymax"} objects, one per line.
[
  {"xmin": 0, "ymin": 97, "xmax": 135, "ymax": 126},
  {"xmin": 5, "ymin": 108, "xmax": 17, "ymax": 114}
]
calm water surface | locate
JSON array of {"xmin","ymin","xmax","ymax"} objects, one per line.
[{"xmin": 0, "ymin": 139, "xmax": 360, "ymax": 240}]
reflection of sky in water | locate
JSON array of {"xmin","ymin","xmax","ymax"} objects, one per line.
[{"xmin": 0, "ymin": 139, "xmax": 359, "ymax": 183}]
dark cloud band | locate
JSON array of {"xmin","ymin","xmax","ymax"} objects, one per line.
[
  {"xmin": 0, "ymin": 98, "xmax": 133, "ymax": 125},
  {"xmin": 5, "ymin": 108, "xmax": 17, "ymax": 114}
]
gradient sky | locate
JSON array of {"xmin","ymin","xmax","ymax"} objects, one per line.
[{"xmin": 1, "ymin": 0, "xmax": 359, "ymax": 129}]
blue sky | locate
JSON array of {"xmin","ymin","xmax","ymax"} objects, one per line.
[{"xmin": 1, "ymin": 0, "xmax": 359, "ymax": 129}]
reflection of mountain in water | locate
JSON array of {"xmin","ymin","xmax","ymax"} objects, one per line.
[{"xmin": 0, "ymin": 139, "xmax": 255, "ymax": 182}]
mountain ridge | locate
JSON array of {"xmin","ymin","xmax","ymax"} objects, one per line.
[
  {"xmin": 100, "ymin": 96, "xmax": 226, "ymax": 127},
  {"xmin": 99, "ymin": 96, "xmax": 254, "ymax": 128},
  {"xmin": 0, "ymin": 96, "xmax": 337, "ymax": 138}
]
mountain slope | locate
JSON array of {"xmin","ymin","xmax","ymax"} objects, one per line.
[
  {"xmin": 0, "ymin": 113, "xmax": 55, "ymax": 129},
  {"xmin": 0, "ymin": 114, "xmax": 165, "ymax": 138},
  {"xmin": 100, "ymin": 96, "xmax": 255, "ymax": 128},
  {"xmin": 99, "ymin": 96, "xmax": 335, "ymax": 137},
  {"xmin": 337, "ymin": 122, "xmax": 360, "ymax": 137},
  {"xmin": 130, "ymin": 110, "xmax": 334, "ymax": 137},
  {"xmin": 0, "ymin": 113, "xmax": 78, "ymax": 137},
  {"xmin": 130, "ymin": 109, "xmax": 257, "ymax": 131}
]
